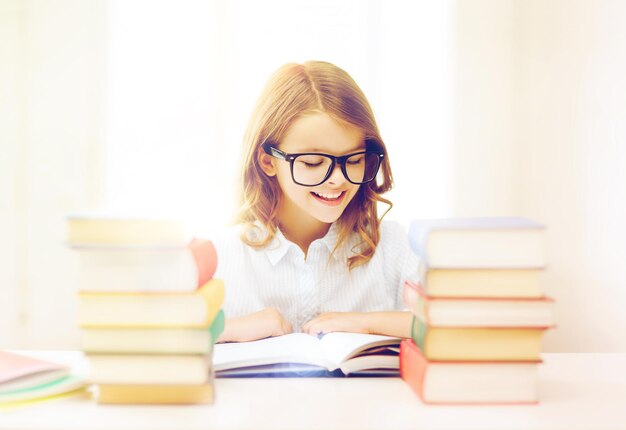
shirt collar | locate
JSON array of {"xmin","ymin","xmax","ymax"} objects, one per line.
[{"xmin": 262, "ymin": 222, "xmax": 358, "ymax": 266}]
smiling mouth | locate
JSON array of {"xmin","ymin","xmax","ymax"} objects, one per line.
[
  {"xmin": 312, "ymin": 191, "xmax": 343, "ymax": 200},
  {"xmin": 310, "ymin": 191, "xmax": 346, "ymax": 206}
]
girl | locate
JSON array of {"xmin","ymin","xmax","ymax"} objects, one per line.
[{"xmin": 215, "ymin": 61, "xmax": 420, "ymax": 342}]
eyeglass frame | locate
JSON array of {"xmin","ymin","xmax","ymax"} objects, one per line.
[{"xmin": 261, "ymin": 142, "xmax": 385, "ymax": 187}]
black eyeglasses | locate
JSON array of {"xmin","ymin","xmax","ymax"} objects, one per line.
[{"xmin": 262, "ymin": 143, "xmax": 384, "ymax": 186}]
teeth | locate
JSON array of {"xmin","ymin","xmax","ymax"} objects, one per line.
[{"xmin": 313, "ymin": 191, "xmax": 342, "ymax": 199}]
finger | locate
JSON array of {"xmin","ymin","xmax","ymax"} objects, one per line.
[
  {"xmin": 305, "ymin": 322, "xmax": 322, "ymax": 336},
  {"xmin": 283, "ymin": 320, "xmax": 293, "ymax": 334},
  {"xmin": 302, "ymin": 316, "xmax": 319, "ymax": 334},
  {"xmin": 302, "ymin": 321, "xmax": 313, "ymax": 335}
]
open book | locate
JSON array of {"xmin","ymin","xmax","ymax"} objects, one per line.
[{"xmin": 213, "ymin": 333, "xmax": 401, "ymax": 377}]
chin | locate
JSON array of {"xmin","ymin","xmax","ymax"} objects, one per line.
[
  {"xmin": 310, "ymin": 206, "xmax": 348, "ymax": 224},
  {"xmin": 314, "ymin": 213, "xmax": 342, "ymax": 224}
]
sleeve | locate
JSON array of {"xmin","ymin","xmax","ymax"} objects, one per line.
[{"xmin": 381, "ymin": 220, "xmax": 422, "ymax": 310}]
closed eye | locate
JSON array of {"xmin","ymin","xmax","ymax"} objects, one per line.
[
  {"xmin": 346, "ymin": 157, "xmax": 364, "ymax": 165},
  {"xmin": 302, "ymin": 161, "xmax": 323, "ymax": 167}
]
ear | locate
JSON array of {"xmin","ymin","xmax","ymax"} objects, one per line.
[{"xmin": 257, "ymin": 146, "xmax": 277, "ymax": 176}]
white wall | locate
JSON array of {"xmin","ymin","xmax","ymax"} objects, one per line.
[
  {"xmin": 3, "ymin": 0, "xmax": 625, "ymax": 352},
  {"xmin": 454, "ymin": 0, "xmax": 626, "ymax": 352},
  {"xmin": 516, "ymin": 0, "xmax": 626, "ymax": 352},
  {"xmin": 0, "ymin": 0, "xmax": 108, "ymax": 348},
  {"xmin": 0, "ymin": 0, "xmax": 23, "ymax": 348},
  {"xmin": 453, "ymin": 0, "xmax": 518, "ymax": 217}
]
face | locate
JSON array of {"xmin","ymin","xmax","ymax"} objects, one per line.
[{"xmin": 261, "ymin": 112, "xmax": 365, "ymax": 225}]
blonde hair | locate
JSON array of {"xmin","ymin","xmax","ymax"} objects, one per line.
[{"xmin": 236, "ymin": 61, "xmax": 393, "ymax": 269}]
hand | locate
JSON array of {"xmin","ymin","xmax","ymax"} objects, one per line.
[
  {"xmin": 218, "ymin": 308, "xmax": 292, "ymax": 343},
  {"xmin": 302, "ymin": 312, "xmax": 370, "ymax": 337}
]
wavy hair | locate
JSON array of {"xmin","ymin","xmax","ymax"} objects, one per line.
[{"xmin": 236, "ymin": 61, "xmax": 394, "ymax": 269}]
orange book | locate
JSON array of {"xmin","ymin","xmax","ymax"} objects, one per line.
[{"xmin": 400, "ymin": 340, "xmax": 540, "ymax": 405}]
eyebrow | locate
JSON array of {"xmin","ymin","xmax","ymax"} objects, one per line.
[{"xmin": 298, "ymin": 144, "xmax": 366, "ymax": 154}]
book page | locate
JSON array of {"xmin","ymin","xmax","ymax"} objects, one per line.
[
  {"xmin": 213, "ymin": 333, "xmax": 333, "ymax": 371},
  {"xmin": 318, "ymin": 333, "xmax": 400, "ymax": 370}
]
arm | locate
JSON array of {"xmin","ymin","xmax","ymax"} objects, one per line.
[
  {"xmin": 217, "ymin": 308, "xmax": 293, "ymax": 343},
  {"xmin": 302, "ymin": 311, "xmax": 413, "ymax": 338}
]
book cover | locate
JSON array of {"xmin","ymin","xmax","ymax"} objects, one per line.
[
  {"xmin": 403, "ymin": 281, "xmax": 555, "ymax": 327},
  {"xmin": 400, "ymin": 339, "xmax": 540, "ymax": 404},
  {"xmin": 408, "ymin": 217, "xmax": 547, "ymax": 269},
  {"xmin": 78, "ymin": 278, "xmax": 224, "ymax": 328},
  {"xmin": 213, "ymin": 333, "xmax": 401, "ymax": 377}
]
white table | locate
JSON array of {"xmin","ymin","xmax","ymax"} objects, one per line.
[{"xmin": 1, "ymin": 352, "xmax": 625, "ymax": 430}]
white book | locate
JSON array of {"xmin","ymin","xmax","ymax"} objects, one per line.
[
  {"xmin": 87, "ymin": 354, "xmax": 210, "ymax": 385},
  {"xmin": 71, "ymin": 240, "xmax": 217, "ymax": 293},
  {"xmin": 66, "ymin": 214, "xmax": 190, "ymax": 247},
  {"xmin": 409, "ymin": 217, "xmax": 547, "ymax": 269},
  {"xmin": 422, "ymin": 362, "xmax": 539, "ymax": 403},
  {"xmin": 401, "ymin": 340, "xmax": 540, "ymax": 404},
  {"xmin": 81, "ymin": 327, "xmax": 214, "ymax": 354},
  {"xmin": 404, "ymin": 281, "xmax": 555, "ymax": 327},
  {"xmin": 214, "ymin": 333, "xmax": 401, "ymax": 377}
]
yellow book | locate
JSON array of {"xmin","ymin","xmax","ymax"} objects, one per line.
[
  {"xmin": 423, "ymin": 268, "xmax": 544, "ymax": 298},
  {"xmin": 97, "ymin": 383, "xmax": 213, "ymax": 404},
  {"xmin": 78, "ymin": 279, "xmax": 224, "ymax": 328},
  {"xmin": 66, "ymin": 214, "xmax": 189, "ymax": 246},
  {"xmin": 411, "ymin": 316, "xmax": 547, "ymax": 361}
]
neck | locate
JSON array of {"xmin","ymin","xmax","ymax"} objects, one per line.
[{"xmin": 277, "ymin": 207, "xmax": 331, "ymax": 257}]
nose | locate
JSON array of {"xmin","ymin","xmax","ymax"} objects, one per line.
[{"xmin": 326, "ymin": 163, "xmax": 346, "ymax": 185}]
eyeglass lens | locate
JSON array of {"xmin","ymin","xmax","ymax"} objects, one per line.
[{"xmin": 292, "ymin": 152, "xmax": 380, "ymax": 185}]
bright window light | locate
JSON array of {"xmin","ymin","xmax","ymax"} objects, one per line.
[{"xmin": 103, "ymin": 0, "xmax": 456, "ymax": 236}]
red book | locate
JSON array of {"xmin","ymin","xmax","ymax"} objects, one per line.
[{"xmin": 400, "ymin": 339, "xmax": 540, "ymax": 405}]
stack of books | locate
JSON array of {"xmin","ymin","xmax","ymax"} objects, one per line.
[
  {"xmin": 67, "ymin": 214, "xmax": 225, "ymax": 404},
  {"xmin": 400, "ymin": 217, "xmax": 555, "ymax": 404}
]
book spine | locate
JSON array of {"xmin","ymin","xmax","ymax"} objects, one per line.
[
  {"xmin": 400, "ymin": 340, "xmax": 427, "ymax": 401},
  {"xmin": 189, "ymin": 239, "xmax": 218, "ymax": 287}
]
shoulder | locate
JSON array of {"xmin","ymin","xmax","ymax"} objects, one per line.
[
  {"xmin": 212, "ymin": 223, "xmax": 276, "ymax": 259},
  {"xmin": 377, "ymin": 219, "xmax": 420, "ymax": 269},
  {"xmin": 211, "ymin": 224, "xmax": 247, "ymax": 255},
  {"xmin": 378, "ymin": 219, "xmax": 409, "ymax": 245}
]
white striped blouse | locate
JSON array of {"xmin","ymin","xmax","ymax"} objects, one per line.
[{"xmin": 212, "ymin": 220, "xmax": 421, "ymax": 333}]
